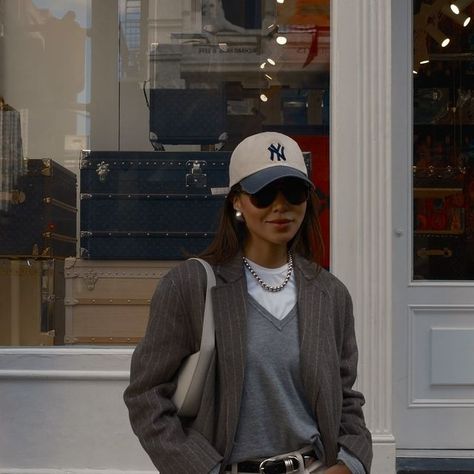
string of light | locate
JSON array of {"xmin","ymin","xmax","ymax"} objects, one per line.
[{"xmin": 413, "ymin": 0, "xmax": 473, "ymax": 74}]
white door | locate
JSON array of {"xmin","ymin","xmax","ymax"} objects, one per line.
[{"xmin": 393, "ymin": 0, "xmax": 474, "ymax": 454}]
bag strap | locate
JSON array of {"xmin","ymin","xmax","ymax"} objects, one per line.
[{"xmin": 189, "ymin": 258, "xmax": 216, "ymax": 351}]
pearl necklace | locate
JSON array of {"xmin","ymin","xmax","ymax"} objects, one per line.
[{"xmin": 242, "ymin": 252, "xmax": 293, "ymax": 292}]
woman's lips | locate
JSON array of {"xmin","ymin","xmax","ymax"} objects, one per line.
[{"xmin": 267, "ymin": 219, "xmax": 292, "ymax": 225}]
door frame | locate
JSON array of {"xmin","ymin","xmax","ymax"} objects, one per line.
[{"xmin": 391, "ymin": 0, "xmax": 474, "ymax": 459}]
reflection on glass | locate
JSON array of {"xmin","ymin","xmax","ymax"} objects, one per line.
[
  {"xmin": 413, "ymin": 0, "xmax": 474, "ymax": 280},
  {"xmin": 0, "ymin": 0, "xmax": 331, "ymax": 346},
  {"xmin": 119, "ymin": 0, "xmax": 330, "ymax": 151},
  {"xmin": 2, "ymin": 0, "xmax": 90, "ymax": 164}
]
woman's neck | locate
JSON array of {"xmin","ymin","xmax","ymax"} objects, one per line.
[{"xmin": 243, "ymin": 244, "xmax": 288, "ymax": 268}]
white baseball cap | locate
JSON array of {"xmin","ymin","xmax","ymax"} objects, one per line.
[{"xmin": 228, "ymin": 131, "xmax": 313, "ymax": 193}]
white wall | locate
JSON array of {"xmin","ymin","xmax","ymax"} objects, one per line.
[{"xmin": 0, "ymin": 348, "xmax": 155, "ymax": 473}]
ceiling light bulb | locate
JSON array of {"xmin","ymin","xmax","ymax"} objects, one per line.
[
  {"xmin": 264, "ymin": 74, "xmax": 273, "ymax": 80},
  {"xmin": 260, "ymin": 94, "xmax": 268, "ymax": 102},
  {"xmin": 414, "ymin": 29, "xmax": 429, "ymax": 66},
  {"xmin": 413, "ymin": 70, "xmax": 419, "ymax": 75},
  {"xmin": 277, "ymin": 0, "xmax": 285, "ymax": 3},
  {"xmin": 451, "ymin": 0, "xmax": 474, "ymax": 13},
  {"xmin": 442, "ymin": 5, "xmax": 471, "ymax": 26},
  {"xmin": 276, "ymin": 36, "xmax": 287, "ymax": 45},
  {"xmin": 260, "ymin": 62, "xmax": 266, "ymax": 69},
  {"xmin": 267, "ymin": 58, "xmax": 276, "ymax": 65},
  {"xmin": 425, "ymin": 24, "xmax": 451, "ymax": 48}
]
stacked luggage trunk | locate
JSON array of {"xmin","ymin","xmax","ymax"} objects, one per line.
[
  {"xmin": 0, "ymin": 258, "xmax": 64, "ymax": 346},
  {"xmin": 79, "ymin": 150, "xmax": 230, "ymax": 260},
  {"xmin": 0, "ymin": 158, "xmax": 76, "ymax": 346},
  {"xmin": 0, "ymin": 158, "xmax": 77, "ymax": 258},
  {"xmin": 64, "ymin": 258, "xmax": 177, "ymax": 345},
  {"xmin": 62, "ymin": 149, "xmax": 231, "ymax": 344}
]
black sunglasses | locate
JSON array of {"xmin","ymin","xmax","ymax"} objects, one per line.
[{"xmin": 243, "ymin": 178, "xmax": 310, "ymax": 208}]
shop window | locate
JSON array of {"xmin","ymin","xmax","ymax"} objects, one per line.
[
  {"xmin": 0, "ymin": 0, "xmax": 330, "ymax": 346},
  {"xmin": 413, "ymin": 0, "xmax": 474, "ymax": 280}
]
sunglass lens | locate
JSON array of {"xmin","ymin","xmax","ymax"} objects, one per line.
[
  {"xmin": 250, "ymin": 187, "xmax": 277, "ymax": 208},
  {"xmin": 283, "ymin": 182, "xmax": 309, "ymax": 205},
  {"xmin": 249, "ymin": 179, "xmax": 309, "ymax": 208}
]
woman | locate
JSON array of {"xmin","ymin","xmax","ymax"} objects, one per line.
[{"xmin": 124, "ymin": 132, "xmax": 373, "ymax": 474}]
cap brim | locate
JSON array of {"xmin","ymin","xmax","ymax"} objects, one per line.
[{"xmin": 239, "ymin": 166, "xmax": 314, "ymax": 194}]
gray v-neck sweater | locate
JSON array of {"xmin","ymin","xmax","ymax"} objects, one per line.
[{"xmin": 228, "ymin": 296, "xmax": 324, "ymax": 464}]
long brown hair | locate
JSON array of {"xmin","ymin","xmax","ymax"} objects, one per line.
[{"xmin": 199, "ymin": 185, "xmax": 325, "ymax": 266}]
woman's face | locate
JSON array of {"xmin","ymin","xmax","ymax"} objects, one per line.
[{"xmin": 233, "ymin": 178, "xmax": 308, "ymax": 255}]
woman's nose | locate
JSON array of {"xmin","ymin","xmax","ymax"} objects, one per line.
[{"xmin": 272, "ymin": 191, "xmax": 289, "ymax": 209}]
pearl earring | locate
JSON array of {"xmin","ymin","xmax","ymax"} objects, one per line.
[{"xmin": 235, "ymin": 210, "xmax": 244, "ymax": 222}]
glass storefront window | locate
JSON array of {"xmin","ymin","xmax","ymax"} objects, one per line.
[
  {"xmin": 0, "ymin": 0, "xmax": 330, "ymax": 346},
  {"xmin": 413, "ymin": 0, "xmax": 474, "ymax": 280}
]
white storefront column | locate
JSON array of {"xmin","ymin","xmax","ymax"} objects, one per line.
[{"xmin": 331, "ymin": 1, "xmax": 396, "ymax": 473}]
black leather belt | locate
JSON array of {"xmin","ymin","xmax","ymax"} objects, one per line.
[{"xmin": 225, "ymin": 449, "xmax": 316, "ymax": 473}]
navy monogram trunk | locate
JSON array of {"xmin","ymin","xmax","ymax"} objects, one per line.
[
  {"xmin": 0, "ymin": 159, "xmax": 77, "ymax": 258},
  {"xmin": 80, "ymin": 151, "xmax": 231, "ymax": 259}
]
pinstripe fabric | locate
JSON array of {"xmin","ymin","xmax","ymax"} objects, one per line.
[
  {"xmin": 124, "ymin": 254, "xmax": 373, "ymax": 474},
  {"xmin": 0, "ymin": 104, "xmax": 24, "ymax": 212}
]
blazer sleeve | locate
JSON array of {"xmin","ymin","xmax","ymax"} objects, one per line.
[
  {"xmin": 336, "ymin": 286, "xmax": 373, "ymax": 473},
  {"xmin": 123, "ymin": 272, "xmax": 222, "ymax": 474}
]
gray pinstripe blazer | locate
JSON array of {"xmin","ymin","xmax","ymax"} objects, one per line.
[{"xmin": 124, "ymin": 254, "xmax": 373, "ymax": 474}]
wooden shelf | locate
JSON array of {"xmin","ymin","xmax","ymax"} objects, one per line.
[
  {"xmin": 414, "ymin": 123, "xmax": 474, "ymax": 127},
  {"xmin": 414, "ymin": 230, "xmax": 464, "ymax": 236},
  {"xmin": 414, "ymin": 187, "xmax": 463, "ymax": 199}
]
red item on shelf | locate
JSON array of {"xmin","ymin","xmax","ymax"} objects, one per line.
[{"xmin": 290, "ymin": 135, "xmax": 330, "ymax": 269}]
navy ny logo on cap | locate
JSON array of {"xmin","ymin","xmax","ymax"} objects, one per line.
[
  {"xmin": 268, "ymin": 143, "xmax": 286, "ymax": 162},
  {"xmin": 228, "ymin": 132, "xmax": 312, "ymax": 191}
]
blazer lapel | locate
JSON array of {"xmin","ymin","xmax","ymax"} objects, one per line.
[
  {"xmin": 295, "ymin": 257, "xmax": 338, "ymax": 463},
  {"xmin": 294, "ymin": 256, "xmax": 327, "ymax": 415},
  {"xmin": 212, "ymin": 255, "xmax": 248, "ymax": 460}
]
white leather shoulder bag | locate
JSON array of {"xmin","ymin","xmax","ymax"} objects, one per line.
[{"xmin": 172, "ymin": 258, "xmax": 216, "ymax": 417}]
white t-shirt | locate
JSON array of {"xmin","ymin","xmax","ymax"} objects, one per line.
[{"xmin": 243, "ymin": 257, "xmax": 297, "ymax": 320}]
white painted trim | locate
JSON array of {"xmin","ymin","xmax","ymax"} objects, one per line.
[
  {"xmin": 0, "ymin": 470, "xmax": 156, "ymax": 474},
  {"xmin": 408, "ymin": 304, "xmax": 474, "ymax": 310},
  {"xmin": 410, "ymin": 281, "xmax": 474, "ymax": 287},
  {"xmin": 409, "ymin": 399, "xmax": 474, "ymax": 408},
  {"xmin": 407, "ymin": 305, "xmax": 474, "ymax": 407},
  {"xmin": 332, "ymin": 0, "xmax": 394, "ymax": 439},
  {"xmin": 0, "ymin": 348, "xmax": 135, "ymax": 355},
  {"xmin": 373, "ymin": 434, "xmax": 397, "ymax": 444},
  {"xmin": 332, "ymin": 0, "xmax": 395, "ymax": 471},
  {"xmin": 0, "ymin": 370, "xmax": 130, "ymax": 380},
  {"xmin": 397, "ymin": 449, "xmax": 474, "ymax": 458}
]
